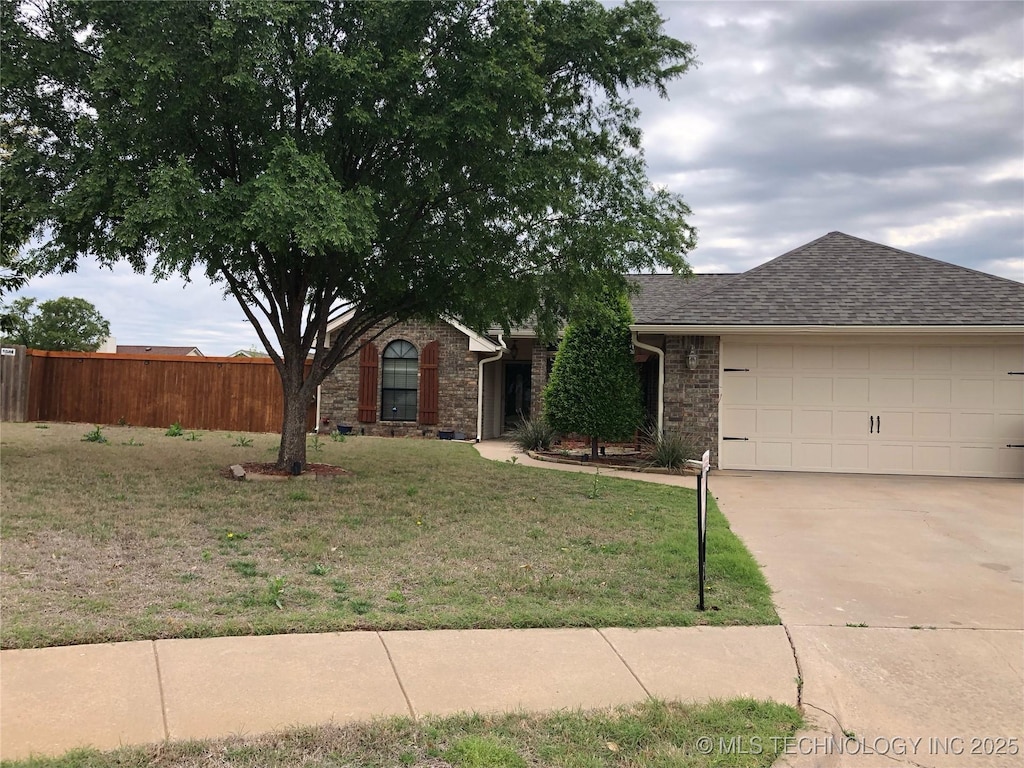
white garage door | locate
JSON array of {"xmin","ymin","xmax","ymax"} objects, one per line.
[{"xmin": 720, "ymin": 337, "xmax": 1024, "ymax": 478}]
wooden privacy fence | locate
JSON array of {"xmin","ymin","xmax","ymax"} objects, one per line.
[{"xmin": 2, "ymin": 348, "xmax": 315, "ymax": 433}]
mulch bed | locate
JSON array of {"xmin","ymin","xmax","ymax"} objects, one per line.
[{"xmin": 219, "ymin": 462, "xmax": 353, "ymax": 479}]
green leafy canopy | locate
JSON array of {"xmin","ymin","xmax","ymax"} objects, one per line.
[
  {"xmin": 3, "ymin": 0, "xmax": 697, "ymax": 466},
  {"xmin": 0, "ymin": 295, "xmax": 111, "ymax": 351}
]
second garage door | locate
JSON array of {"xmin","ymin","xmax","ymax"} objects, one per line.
[{"xmin": 719, "ymin": 336, "xmax": 1024, "ymax": 478}]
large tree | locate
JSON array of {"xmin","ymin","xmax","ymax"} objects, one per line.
[
  {"xmin": 543, "ymin": 290, "xmax": 643, "ymax": 459},
  {"xmin": 2, "ymin": 0, "xmax": 696, "ymax": 469},
  {"xmin": 0, "ymin": 295, "xmax": 111, "ymax": 350}
]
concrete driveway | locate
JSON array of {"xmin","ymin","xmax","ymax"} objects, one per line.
[{"xmin": 712, "ymin": 472, "xmax": 1023, "ymax": 768}]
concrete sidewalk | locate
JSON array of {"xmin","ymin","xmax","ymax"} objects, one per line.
[{"xmin": 0, "ymin": 626, "xmax": 798, "ymax": 760}]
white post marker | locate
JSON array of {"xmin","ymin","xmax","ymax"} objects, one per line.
[{"xmin": 687, "ymin": 449, "xmax": 711, "ymax": 611}]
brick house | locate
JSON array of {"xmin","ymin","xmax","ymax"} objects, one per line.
[{"xmin": 318, "ymin": 232, "xmax": 1024, "ymax": 479}]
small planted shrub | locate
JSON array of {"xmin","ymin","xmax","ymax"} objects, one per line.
[
  {"xmin": 643, "ymin": 427, "xmax": 698, "ymax": 471},
  {"xmin": 165, "ymin": 421, "xmax": 184, "ymax": 437},
  {"xmin": 509, "ymin": 417, "xmax": 556, "ymax": 452}
]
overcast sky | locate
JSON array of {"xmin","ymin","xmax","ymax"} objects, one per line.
[{"xmin": 10, "ymin": 0, "xmax": 1023, "ymax": 356}]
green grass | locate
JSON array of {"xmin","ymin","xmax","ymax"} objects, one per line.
[
  {"xmin": 0, "ymin": 699, "xmax": 802, "ymax": 768},
  {"xmin": 0, "ymin": 422, "xmax": 778, "ymax": 649}
]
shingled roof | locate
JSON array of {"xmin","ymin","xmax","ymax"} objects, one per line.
[
  {"xmin": 633, "ymin": 232, "xmax": 1024, "ymax": 327},
  {"xmin": 116, "ymin": 345, "xmax": 205, "ymax": 356}
]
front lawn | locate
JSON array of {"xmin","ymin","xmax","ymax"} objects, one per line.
[
  {"xmin": 1, "ymin": 699, "xmax": 803, "ymax": 768},
  {"xmin": 0, "ymin": 422, "xmax": 777, "ymax": 649}
]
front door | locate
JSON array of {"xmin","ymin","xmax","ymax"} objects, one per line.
[{"xmin": 504, "ymin": 362, "xmax": 532, "ymax": 431}]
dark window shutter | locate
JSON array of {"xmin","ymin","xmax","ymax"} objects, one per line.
[
  {"xmin": 357, "ymin": 341, "xmax": 378, "ymax": 423},
  {"xmin": 418, "ymin": 340, "xmax": 439, "ymax": 425}
]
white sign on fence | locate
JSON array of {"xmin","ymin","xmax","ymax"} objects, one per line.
[{"xmin": 1, "ymin": 347, "xmax": 16, "ymax": 356}]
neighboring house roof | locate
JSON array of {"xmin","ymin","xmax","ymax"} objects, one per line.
[
  {"xmin": 637, "ymin": 232, "xmax": 1024, "ymax": 327},
  {"xmin": 116, "ymin": 345, "xmax": 205, "ymax": 356},
  {"xmin": 228, "ymin": 348, "xmax": 271, "ymax": 358}
]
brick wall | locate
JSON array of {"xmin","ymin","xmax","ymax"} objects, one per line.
[
  {"xmin": 663, "ymin": 335, "xmax": 721, "ymax": 466},
  {"xmin": 529, "ymin": 340, "xmax": 555, "ymax": 420},
  {"xmin": 320, "ymin": 320, "xmax": 480, "ymax": 438}
]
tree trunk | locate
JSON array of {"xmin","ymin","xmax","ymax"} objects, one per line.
[
  {"xmin": 591, "ymin": 435, "xmax": 599, "ymax": 460},
  {"xmin": 276, "ymin": 361, "xmax": 314, "ymax": 471}
]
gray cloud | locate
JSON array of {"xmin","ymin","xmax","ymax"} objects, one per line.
[{"xmin": 643, "ymin": 0, "xmax": 1023, "ymax": 280}]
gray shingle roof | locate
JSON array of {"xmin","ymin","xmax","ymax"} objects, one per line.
[
  {"xmin": 633, "ymin": 232, "xmax": 1024, "ymax": 326},
  {"xmin": 628, "ymin": 273, "xmax": 738, "ymax": 325}
]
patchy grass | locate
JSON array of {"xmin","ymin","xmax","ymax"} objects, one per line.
[
  {"xmin": 0, "ymin": 422, "xmax": 777, "ymax": 649},
  {"xmin": 0, "ymin": 699, "xmax": 802, "ymax": 768}
]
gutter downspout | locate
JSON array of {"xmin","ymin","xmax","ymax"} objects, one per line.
[
  {"xmin": 315, "ymin": 384, "xmax": 322, "ymax": 434},
  {"xmin": 476, "ymin": 333, "xmax": 506, "ymax": 442},
  {"xmin": 632, "ymin": 332, "xmax": 664, "ymax": 436}
]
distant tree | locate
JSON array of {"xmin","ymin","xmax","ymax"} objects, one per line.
[
  {"xmin": 544, "ymin": 290, "xmax": 643, "ymax": 459},
  {"xmin": 0, "ymin": 296, "xmax": 110, "ymax": 351},
  {"xmin": 4, "ymin": 0, "xmax": 696, "ymax": 469},
  {"xmin": 0, "ymin": 253, "xmax": 34, "ymax": 297}
]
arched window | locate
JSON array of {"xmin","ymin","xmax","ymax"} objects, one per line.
[{"xmin": 381, "ymin": 340, "xmax": 418, "ymax": 421}]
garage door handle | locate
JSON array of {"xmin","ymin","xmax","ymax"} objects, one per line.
[
  {"xmin": 877, "ymin": 415, "xmax": 881, "ymax": 434},
  {"xmin": 1009, "ymin": 444, "xmax": 1024, "ymax": 448},
  {"xmin": 870, "ymin": 415, "xmax": 874, "ymax": 434},
  {"xmin": 723, "ymin": 436, "xmax": 749, "ymax": 441}
]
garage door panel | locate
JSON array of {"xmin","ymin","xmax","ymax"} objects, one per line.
[
  {"xmin": 722, "ymin": 439, "xmax": 756, "ymax": 467},
  {"xmin": 914, "ymin": 445, "xmax": 952, "ymax": 473},
  {"xmin": 795, "ymin": 442, "xmax": 832, "ymax": 469},
  {"xmin": 796, "ymin": 346, "xmax": 833, "ymax": 369},
  {"xmin": 955, "ymin": 412, "xmax": 995, "ymax": 441},
  {"xmin": 915, "ymin": 411, "xmax": 951, "ymax": 439},
  {"xmin": 757, "ymin": 377, "xmax": 793, "ymax": 404},
  {"xmin": 876, "ymin": 410, "xmax": 913, "ymax": 438},
  {"xmin": 835, "ymin": 377, "xmax": 869, "ymax": 405},
  {"xmin": 994, "ymin": 346, "xmax": 1024, "ymax": 371},
  {"xmin": 722, "ymin": 374, "xmax": 756, "ymax": 402},
  {"xmin": 757, "ymin": 441, "xmax": 792, "ymax": 468},
  {"xmin": 960, "ymin": 446, "xmax": 1000, "ymax": 473},
  {"xmin": 873, "ymin": 346, "xmax": 914, "ymax": 370},
  {"xmin": 757, "ymin": 345, "xmax": 793, "ymax": 369},
  {"xmin": 836, "ymin": 346, "xmax": 870, "ymax": 369},
  {"xmin": 719, "ymin": 338, "xmax": 1024, "ymax": 478},
  {"xmin": 795, "ymin": 376, "xmax": 832, "ymax": 405},
  {"xmin": 722, "ymin": 343, "xmax": 757, "ymax": 369},
  {"xmin": 914, "ymin": 346, "xmax": 951, "ymax": 371},
  {"xmin": 953, "ymin": 347, "xmax": 994, "ymax": 372},
  {"xmin": 960, "ymin": 446, "xmax": 1024, "ymax": 475},
  {"xmin": 794, "ymin": 409, "xmax": 832, "ymax": 436},
  {"xmin": 994, "ymin": 412, "xmax": 1024, "ymax": 443},
  {"xmin": 835, "ymin": 409, "xmax": 870, "ymax": 436},
  {"xmin": 996, "ymin": 447, "xmax": 1024, "ymax": 475},
  {"xmin": 873, "ymin": 377, "xmax": 913, "ymax": 406},
  {"xmin": 955, "ymin": 379, "xmax": 994, "ymax": 408},
  {"xmin": 757, "ymin": 409, "xmax": 793, "ymax": 435},
  {"xmin": 871, "ymin": 443, "xmax": 914, "ymax": 471},
  {"xmin": 835, "ymin": 442, "xmax": 869, "ymax": 470},
  {"xmin": 995, "ymin": 379, "xmax": 1024, "ymax": 409},
  {"xmin": 914, "ymin": 378, "xmax": 951, "ymax": 407},
  {"xmin": 721, "ymin": 407, "xmax": 756, "ymax": 434}
]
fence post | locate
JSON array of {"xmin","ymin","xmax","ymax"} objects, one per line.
[{"xmin": 0, "ymin": 344, "xmax": 30, "ymax": 422}]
